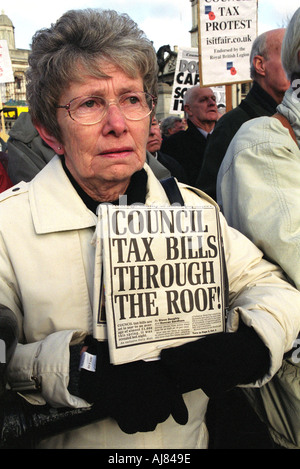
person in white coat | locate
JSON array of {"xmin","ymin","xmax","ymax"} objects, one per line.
[
  {"xmin": 217, "ymin": 7, "xmax": 300, "ymax": 449},
  {"xmin": 1, "ymin": 8, "xmax": 300, "ymax": 449},
  {"xmin": 217, "ymin": 7, "xmax": 300, "ymax": 292}
]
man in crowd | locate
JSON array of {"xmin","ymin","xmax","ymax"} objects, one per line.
[
  {"xmin": 147, "ymin": 117, "xmax": 187, "ymax": 183},
  {"xmin": 160, "ymin": 116, "xmax": 185, "ymax": 140},
  {"xmin": 195, "ymin": 28, "xmax": 290, "ymax": 200},
  {"xmin": 161, "ymin": 86, "xmax": 218, "ymax": 186}
]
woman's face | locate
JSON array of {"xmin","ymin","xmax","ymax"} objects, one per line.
[{"xmin": 50, "ymin": 64, "xmax": 151, "ymax": 199}]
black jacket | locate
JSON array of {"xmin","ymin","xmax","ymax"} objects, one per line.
[
  {"xmin": 155, "ymin": 151, "xmax": 188, "ymax": 184},
  {"xmin": 161, "ymin": 119, "xmax": 209, "ymax": 186}
]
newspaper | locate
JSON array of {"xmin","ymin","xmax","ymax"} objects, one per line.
[{"xmin": 93, "ymin": 204, "xmax": 226, "ymax": 365}]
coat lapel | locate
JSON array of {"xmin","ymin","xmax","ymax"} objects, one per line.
[{"xmin": 29, "ymin": 155, "xmax": 97, "ymax": 234}]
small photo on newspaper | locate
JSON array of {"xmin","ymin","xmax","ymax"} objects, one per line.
[{"xmin": 95, "ymin": 204, "xmax": 227, "ymax": 365}]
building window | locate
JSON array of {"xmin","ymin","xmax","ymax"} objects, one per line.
[{"xmin": 15, "ymin": 76, "xmax": 22, "ymax": 90}]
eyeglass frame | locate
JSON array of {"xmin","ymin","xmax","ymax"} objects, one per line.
[{"xmin": 55, "ymin": 91, "xmax": 157, "ymax": 126}]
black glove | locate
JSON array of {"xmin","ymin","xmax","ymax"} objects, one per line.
[
  {"xmin": 69, "ymin": 337, "xmax": 188, "ymax": 433},
  {"xmin": 101, "ymin": 358, "xmax": 188, "ymax": 434},
  {"xmin": 68, "ymin": 336, "xmax": 108, "ymax": 403},
  {"xmin": 71, "ymin": 336, "xmax": 116, "ymax": 405},
  {"xmin": 160, "ymin": 325, "xmax": 270, "ymax": 398}
]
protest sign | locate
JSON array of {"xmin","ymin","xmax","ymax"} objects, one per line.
[
  {"xmin": 0, "ymin": 40, "xmax": 14, "ymax": 141},
  {"xmin": 198, "ymin": 0, "xmax": 257, "ymax": 86},
  {"xmin": 0, "ymin": 40, "xmax": 14, "ymax": 84},
  {"xmin": 93, "ymin": 204, "xmax": 226, "ymax": 365},
  {"xmin": 169, "ymin": 47, "xmax": 225, "ymax": 114}
]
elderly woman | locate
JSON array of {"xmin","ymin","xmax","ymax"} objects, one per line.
[{"xmin": 1, "ymin": 9, "xmax": 300, "ymax": 450}]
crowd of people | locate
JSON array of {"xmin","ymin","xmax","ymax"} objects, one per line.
[{"xmin": 0, "ymin": 5, "xmax": 299, "ymax": 451}]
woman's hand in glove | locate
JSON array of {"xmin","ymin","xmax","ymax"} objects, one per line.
[
  {"xmin": 69, "ymin": 337, "xmax": 188, "ymax": 433},
  {"xmin": 102, "ymin": 358, "xmax": 188, "ymax": 434},
  {"xmin": 160, "ymin": 325, "xmax": 270, "ymax": 398}
]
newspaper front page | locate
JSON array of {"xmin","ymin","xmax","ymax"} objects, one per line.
[{"xmin": 93, "ymin": 204, "xmax": 226, "ymax": 365}]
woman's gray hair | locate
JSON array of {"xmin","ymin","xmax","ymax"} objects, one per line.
[
  {"xmin": 281, "ymin": 7, "xmax": 300, "ymax": 81},
  {"xmin": 160, "ymin": 116, "xmax": 183, "ymax": 137},
  {"xmin": 26, "ymin": 8, "xmax": 158, "ymax": 141}
]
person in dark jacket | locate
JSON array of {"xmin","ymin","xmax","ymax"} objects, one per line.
[
  {"xmin": 161, "ymin": 86, "xmax": 218, "ymax": 186},
  {"xmin": 0, "ymin": 152, "xmax": 12, "ymax": 193},
  {"xmin": 160, "ymin": 116, "xmax": 185, "ymax": 140},
  {"xmin": 195, "ymin": 28, "xmax": 290, "ymax": 201},
  {"xmin": 147, "ymin": 117, "xmax": 188, "ymax": 183},
  {"xmin": 7, "ymin": 112, "xmax": 55, "ymax": 184}
]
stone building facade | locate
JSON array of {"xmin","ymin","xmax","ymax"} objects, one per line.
[{"xmin": 0, "ymin": 11, "xmax": 29, "ymax": 104}]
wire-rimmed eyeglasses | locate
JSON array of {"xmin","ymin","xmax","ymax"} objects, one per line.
[{"xmin": 55, "ymin": 91, "xmax": 157, "ymax": 125}]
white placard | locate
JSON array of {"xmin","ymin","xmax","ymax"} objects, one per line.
[
  {"xmin": 199, "ymin": 0, "xmax": 257, "ymax": 86},
  {"xmin": 0, "ymin": 40, "xmax": 14, "ymax": 84},
  {"xmin": 169, "ymin": 47, "xmax": 225, "ymax": 115}
]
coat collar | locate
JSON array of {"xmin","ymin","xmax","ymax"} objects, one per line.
[
  {"xmin": 28, "ymin": 156, "xmax": 171, "ymax": 234},
  {"xmin": 29, "ymin": 155, "xmax": 97, "ymax": 234}
]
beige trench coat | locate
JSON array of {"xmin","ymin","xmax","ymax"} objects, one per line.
[{"xmin": 1, "ymin": 156, "xmax": 300, "ymax": 448}]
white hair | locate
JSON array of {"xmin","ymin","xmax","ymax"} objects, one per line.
[{"xmin": 281, "ymin": 7, "xmax": 300, "ymax": 80}]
